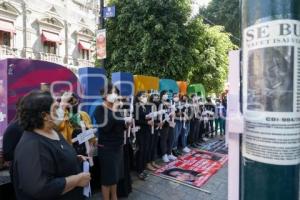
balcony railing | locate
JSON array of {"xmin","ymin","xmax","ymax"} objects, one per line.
[
  {"xmin": 0, "ymin": 45, "xmax": 18, "ymax": 59},
  {"xmin": 77, "ymin": 58, "xmax": 94, "ymax": 67},
  {"xmin": 40, "ymin": 53, "xmax": 63, "ymax": 65}
]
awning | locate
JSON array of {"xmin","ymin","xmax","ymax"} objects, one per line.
[
  {"xmin": 41, "ymin": 31, "xmax": 61, "ymax": 43},
  {"xmin": 0, "ymin": 20, "xmax": 15, "ymax": 34},
  {"xmin": 78, "ymin": 40, "xmax": 91, "ymax": 50}
]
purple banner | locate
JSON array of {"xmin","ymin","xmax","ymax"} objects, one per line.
[{"xmin": 0, "ymin": 60, "xmax": 7, "ymax": 145}]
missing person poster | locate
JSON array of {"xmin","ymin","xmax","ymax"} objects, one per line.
[
  {"xmin": 243, "ymin": 19, "xmax": 300, "ymax": 165},
  {"xmin": 154, "ymin": 150, "xmax": 228, "ymax": 188}
]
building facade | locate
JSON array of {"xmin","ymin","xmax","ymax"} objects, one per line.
[{"xmin": 0, "ymin": 0, "xmax": 99, "ymax": 73}]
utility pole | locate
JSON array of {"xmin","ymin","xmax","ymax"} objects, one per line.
[
  {"xmin": 98, "ymin": 0, "xmax": 105, "ymax": 68},
  {"xmin": 241, "ymin": 0, "xmax": 300, "ymax": 200}
]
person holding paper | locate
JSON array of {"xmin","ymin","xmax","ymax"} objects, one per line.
[
  {"xmin": 93, "ymin": 83, "xmax": 131, "ymax": 200},
  {"xmin": 180, "ymin": 95, "xmax": 192, "ymax": 153},
  {"xmin": 189, "ymin": 94, "xmax": 201, "ymax": 148},
  {"xmin": 159, "ymin": 90, "xmax": 177, "ymax": 163},
  {"xmin": 147, "ymin": 92, "xmax": 161, "ymax": 169},
  {"xmin": 172, "ymin": 93, "xmax": 185, "ymax": 156},
  {"xmin": 13, "ymin": 91, "xmax": 91, "ymax": 200},
  {"xmin": 134, "ymin": 91, "xmax": 154, "ymax": 179}
]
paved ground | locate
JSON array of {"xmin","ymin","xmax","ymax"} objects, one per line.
[{"xmin": 91, "ymin": 164, "xmax": 228, "ymax": 200}]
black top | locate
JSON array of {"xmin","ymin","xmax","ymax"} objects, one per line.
[
  {"xmin": 174, "ymin": 102, "xmax": 185, "ymax": 120},
  {"xmin": 13, "ymin": 131, "xmax": 84, "ymax": 200},
  {"xmin": 135, "ymin": 104, "xmax": 152, "ymax": 127},
  {"xmin": 3, "ymin": 119, "xmax": 24, "ymax": 162},
  {"xmin": 93, "ymin": 105, "xmax": 126, "ymax": 149},
  {"xmin": 159, "ymin": 103, "xmax": 170, "ymax": 128}
]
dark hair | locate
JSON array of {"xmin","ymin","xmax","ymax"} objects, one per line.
[
  {"xmin": 19, "ymin": 91, "xmax": 54, "ymax": 131},
  {"xmin": 14, "ymin": 96, "xmax": 25, "ymax": 120},
  {"xmin": 160, "ymin": 90, "xmax": 167, "ymax": 99},
  {"xmin": 149, "ymin": 93, "xmax": 160, "ymax": 103},
  {"xmin": 181, "ymin": 94, "xmax": 189, "ymax": 101},
  {"xmin": 162, "ymin": 168, "xmax": 200, "ymax": 177},
  {"xmin": 100, "ymin": 82, "xmax": 120, "ymax": 97},
  {"xmin": 135, "ymin": 91, "xmax": 145, "ymax": 103}
]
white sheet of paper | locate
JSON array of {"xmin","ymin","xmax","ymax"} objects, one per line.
[{"xmin": 83, "ymin": 161, "xmax": 91, "ymax": 197}]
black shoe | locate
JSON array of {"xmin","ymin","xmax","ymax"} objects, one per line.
[
  {"xmin": 172, "ymin": 150, "xmax": 180, "ymax": 157},
  {"xmin": 191, "ymin": 143, "xmax": 198, "ymax": 148}
]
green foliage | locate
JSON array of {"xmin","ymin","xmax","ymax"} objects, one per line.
[
  {"xmin": 186, "ymin": 18, "xmax": 236, "ymax": 94},
  {"xmin": 105, "ymin": 0, "xmax": 192, "ymax": 80},
  {"xmin": 103, "ymin": 0, "xmax": 236, "ymax": 95},
  {"xmin": 199, "ymin": 0, "xmax": 240, "ymax": 46}
]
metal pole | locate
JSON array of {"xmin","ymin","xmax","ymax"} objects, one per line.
[
  {"xmin": 98, "ymin": 0, "xmax": 105, "ymax": 68},
  {"xmin": 241, "ymin": 0, "xmax": 300, "ymax": 200}
]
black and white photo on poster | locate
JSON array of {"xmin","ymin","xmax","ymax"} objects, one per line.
[{"xmin": 247, "ymin": 46, "xmax": 293, "ymax": 112}]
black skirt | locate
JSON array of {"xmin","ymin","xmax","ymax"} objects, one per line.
[{"xmin": 98, "ymin": 146, "xmax": 124, "ymax": 186}]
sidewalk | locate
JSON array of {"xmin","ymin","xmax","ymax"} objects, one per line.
[{"xmin": 91, "ymin": 164, "xmax": 228, "ymax": 200}]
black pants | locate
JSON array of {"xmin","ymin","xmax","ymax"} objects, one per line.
[
  {"xmin": 197, "ymin": 120, "xmax": 205, "ymax": 141},
  {"xmin": 167, "ymin": 127, "xmax": 175, "ymax": 155},
  {"xmin": 136, "ymin": 126, "xmax": 151, "ymax": 174},
  {"xmin": 160, "ymin": 126, "xmax": 170, "ymax": 156},
  {"xmin": 147, "ymin": 130, "xmax": 159, "ymax": 162},
  {"xmin": 209, "ymin": 119, "xmax": 214, "ymax": 134},
  {"xmin": 189, "ymin": 119, "xmax": 200, "ymax": 144}
]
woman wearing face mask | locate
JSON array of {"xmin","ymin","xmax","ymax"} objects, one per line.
[
  {"xmin": 93, "ymin": 83, "xmax": 131, "ymax": 200},
  {"xmin": 189, "ymin": 94, "xmax": 201, "ymax": 148},
  {"xmin": 172, "ymin": 93, "xmax": 184, "ymax": 156},
  {"xmin": 159, "ymin": 90, "xmax": 177, "ymax": 163},
  {"xmin": 134, "ymin": 91, "xmax": 154, "ymax": 180},
  {"xmin": 179, "ymin": 95, "xmax": 192, "ymax": 153},
  {"xmin": 13, "ymin": 91, "xmax": 91, "ymax": 200},
  {"xmin": 146, "ymin": 93, "xmax": 162, "ymax": 170}
]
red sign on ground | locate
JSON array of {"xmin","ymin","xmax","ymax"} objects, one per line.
[{"xmin": 154, "ymin": 149, "xmax": 228, "ymax": 188}]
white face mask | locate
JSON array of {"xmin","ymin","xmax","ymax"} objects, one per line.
[
  {"xmin": 141, "ymin": 97, "xmax": 148, "ymax": 104},
  {"xmin": 107, "ymin": 93, "xmax": 118, "ymax": 103},
  {"xmin": 53, "ymin": 119, "xmax": 62, "ymax": 126},
  {"xmin": 173, "ymin": 97, "xmax": 179, "ymax": 102},
  {"xmin": 162, "ymin": 95, "xmax": 168, "ymax": 101}
]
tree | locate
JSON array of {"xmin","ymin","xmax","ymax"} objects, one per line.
[
  {"xmin": 104, "ymin": 0, "xmax": 192, "ymax": 80},
  {"xmin": 187, "ymin": 17, "xmax": 236, "ymax": 94},
  {"xmin": 102, "ymin": 0, "xmax": 236, "ymax": 94},
  {"xmin": 199, "ymin": 0, "xmax": 240, "ymax": 46}
]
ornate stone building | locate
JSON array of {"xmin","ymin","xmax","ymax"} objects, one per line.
[{"xmin": 0, "ymin": 0, "xmax": 99, "ymax": 73}]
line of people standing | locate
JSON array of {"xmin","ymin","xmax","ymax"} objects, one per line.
[{"xmin": 2, "ymin": 82, "xmax": 227, "ymax": 200}]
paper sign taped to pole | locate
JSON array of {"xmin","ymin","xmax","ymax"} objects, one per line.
[{"xmin": 242, "ymin": 19, "xmax": 300, "ymax": 165}]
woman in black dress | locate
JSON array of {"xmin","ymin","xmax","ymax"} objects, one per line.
[
  {"xmin": 93, "ymin": 83, "xmax": 131, "ymax": 200},
  {"xmin": 13, "ymin": 91, "xmax": 91, "ymax": 200},
  {"xmin": 147, "ymin": 93, "xmax": 161, "ymax": 168},
  {"xmin": 134, "ymin": 91, "xmax": 154, "ymax": 180}
]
